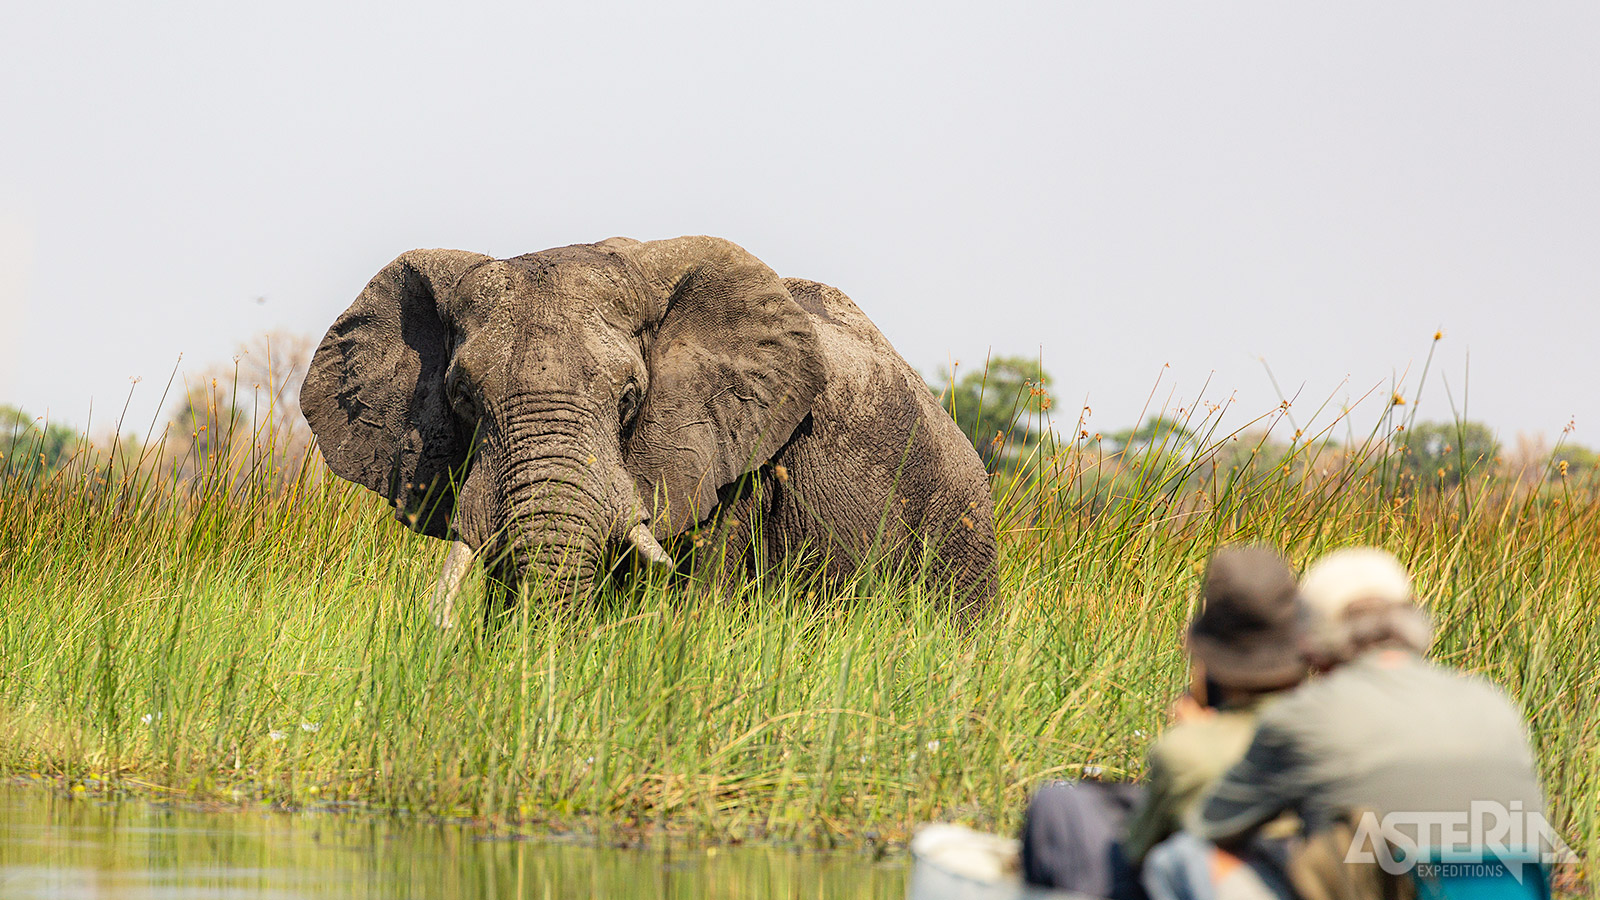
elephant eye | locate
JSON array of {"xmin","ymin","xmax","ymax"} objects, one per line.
[
  {"xmin": 618, "ymin": 381, "xmax": 642, "ymax": 431},
  {"xmin": 446, "ymin": 368, "xmax": 480, "ymax": 420}
]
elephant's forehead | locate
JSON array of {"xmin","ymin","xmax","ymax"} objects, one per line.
[
  {"xmin": 455, "ymin": 295, "xmax": 641, "ymax": 394},
  {"xmin": 491, "ymin": 270, "xmax": 635, "ymax": 349},
  {"xmin": 507, "ymin": 247, "xmax": 633, "ymax": 299},
  {"xmin": 446, "ymin": 249, "xmax": 630, "ymax": 317}
]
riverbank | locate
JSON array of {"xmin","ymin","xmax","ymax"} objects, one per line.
[{"xmin": 2, "ymin": 430, "xmax": 1596, "ymax": 877}]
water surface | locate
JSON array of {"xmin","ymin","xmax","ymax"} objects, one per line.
[{"xmin": 0, "ymin": 787, "xmax": 906, "ymax": 899}]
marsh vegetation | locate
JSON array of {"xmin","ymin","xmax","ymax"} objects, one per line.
[{"xmin": 0, "ymin": 357, "xmax": 1594, "ymax": 895}]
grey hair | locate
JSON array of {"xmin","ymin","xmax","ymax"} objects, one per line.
[
  {"xmin": 1298, "ymin": 547, "xmax": 1433, "ymax": 668},
  {"xmin": 1301, "ymin": 599, "xmax": 1434, "ymax": 669}
]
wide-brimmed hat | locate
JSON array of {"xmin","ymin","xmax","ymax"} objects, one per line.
[
  {"xmin": 1299, "ymin": 547, "xmax": 1413, "ymax": 623},
  {"xmin": 1186, "ymin": 546, "xmax": 1309, "ymax": 690}
]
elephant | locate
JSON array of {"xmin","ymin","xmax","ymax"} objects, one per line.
[{"xmin": 300, "ymin": 235, "xmax": 997, "ymax": 627}]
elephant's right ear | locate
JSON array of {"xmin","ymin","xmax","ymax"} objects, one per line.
[{"xmin": 300, "ymin": 249, "xmax": 492, "ymax": 538}]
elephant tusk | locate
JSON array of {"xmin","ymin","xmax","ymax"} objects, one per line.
[
  {"xmin": 429, "ymin": 541, "xmax": 475, "ymax": 630},
  {"xmin": 626, "ymin": 523, "xmax": 675, "ymax": 572}
]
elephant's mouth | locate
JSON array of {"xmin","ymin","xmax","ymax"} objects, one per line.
[
  {"xmin": 443, "ymin": 432, "xmax": 677, "ymax": 614},
  {"xmin": 468, "ymin": 518, "xmax": 676, "ymax": 595}
]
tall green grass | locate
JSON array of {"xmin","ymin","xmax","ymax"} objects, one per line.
[{"xmin": 0, "ymin": 397, "xmax": 1594, "ymax": 889}]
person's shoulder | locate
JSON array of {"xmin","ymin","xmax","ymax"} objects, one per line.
[
  {"xmin": 1149, "ymin": 709, "xmax": 1260, "ymax": 774},
  {"xmin": 1417, "ymin": 654, "xmax": 1508, "ymax": 690},
  {"xmin": 1269, "ymin": 650, "xmax": 1420, "ymax": 708},
  {"xmin": 1360, "ymin": 649, "xmax": 1514, "ymax": 702},
  {"xmin": 1253, "ymin": 672, "xmax": 1337, "ymax": 729},
  {"xmin": 1412, "ymin": 656, "xmax": 1528, "ymax": 717},
  {"xmin": 1261, "ymin": 651, "xmax": 1525, "ymax": 735}
]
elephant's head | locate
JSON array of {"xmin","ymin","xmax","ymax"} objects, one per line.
[{"xmin": 301, "ymin": 236, "xmax": 826, "ymax": 598}]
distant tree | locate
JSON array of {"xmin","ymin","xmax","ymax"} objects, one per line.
[
  {"xmin": 1394, "ymin": 420, "xmax": 1500, "ymax": 487},
  {"xmin": 0, "ymin": 405, "xmax": 82, "ymax": 479},
  {"xmin": 233, "ymin": 331, "xmax": 313, "ymax": 440},
  {"xmin": 166, "ymin": 378, "xmax": 247, "ymax": 475},
  {"xmin": 928, "ymin": 356, "xmax": 1053, "ymax": 470},
  {"xmin": 1548, "ymin": 443, "xmax": 1600, "ymax": 482},
  {"xmin": 161, "ymin": 331, "xmax": 316, "ymax": 480},
  {"xmin": 1102, "ymin": 415, "xmax": 1198, "ymax": 458},
  {"xmin": 1499, "ymin": 432, "xmax": 1552, "ymax": 486},
  {"xmin": 1191, "ymin": 428, "xmax": 1299, "ymax": 486}
]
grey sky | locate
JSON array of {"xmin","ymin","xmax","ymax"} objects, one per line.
[{"xmin": 3, "ymin": 2, "xmax": 1596, "ymax": 445}]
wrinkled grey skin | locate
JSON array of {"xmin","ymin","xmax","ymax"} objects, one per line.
[{"xmin": 301, "ymin": 236, "xmax": 996, "ymax": 626}]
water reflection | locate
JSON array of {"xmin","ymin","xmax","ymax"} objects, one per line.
[{"xmin": 0, "ymin": 788, "xmax": 906, "ymax": 899}]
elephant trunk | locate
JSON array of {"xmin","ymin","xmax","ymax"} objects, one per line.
[
  {"xmin": 498, "ymin": 464, "xmax": 609, "ymax": 592},
  {"xmin": 462, "ymin": 390, "xmax": 677, "ymax": 609},
  {"xmin": 486, "ymin": 399, "xmax": 651, "ymax": 596},
  {"xmin": 493, "ymin": 477, "xmax": 675, "ymax": 598}
]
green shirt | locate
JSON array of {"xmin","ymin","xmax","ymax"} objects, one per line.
[{"xmin": 1123, "ymin": 698, "xmax": 1270, "ymax": 865}]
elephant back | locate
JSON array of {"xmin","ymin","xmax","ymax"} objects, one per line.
[{"xmin": 777, "ymin": 277, "xmax": 998, "ymax": 613}]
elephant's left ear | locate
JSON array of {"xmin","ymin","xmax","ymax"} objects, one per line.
[{"xmin": 620, "ymin": 236, "xmax": 826, "ymax": 534}]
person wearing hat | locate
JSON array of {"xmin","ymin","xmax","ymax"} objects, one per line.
[
  {"xmin": 1020, "ymin": 546, "xmax": 1309, "ymax": 896},
  {"xmin": 1162, "ymin": 548, "xmax": 1549, "ymax": 900},
  {"xmin": 1122, "ymin": 545, "xmax": 1311, "ymax": 867}
]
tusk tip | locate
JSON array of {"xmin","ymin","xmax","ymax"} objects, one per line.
[{"xmin": 626, "ymin": 523, "xmax": 675, "ymax": 570}]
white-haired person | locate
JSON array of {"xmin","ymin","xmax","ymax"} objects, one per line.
[{"xmin": 1144, "ymin": 548, "xmax": 1550, "ymax": 900}]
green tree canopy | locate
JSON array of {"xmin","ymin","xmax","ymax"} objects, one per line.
[
  {"xmin": 1395, "ymin": 420, "xmax": 1500, "ymax": 487},
  {"xmin": 928, "ymin": 356, "xmax": 1054, "ymax": 470},
  {"xmin": 1548, "ymin": 443, "xmax": 1600, "ymax": 482},
  {"xmin": 1102, "ymin": 414, "xmax": 1198, "ymax": 457},
  {"xmin": 1, "ymin": 405, "xmax": 82, "ymax": 478}
]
